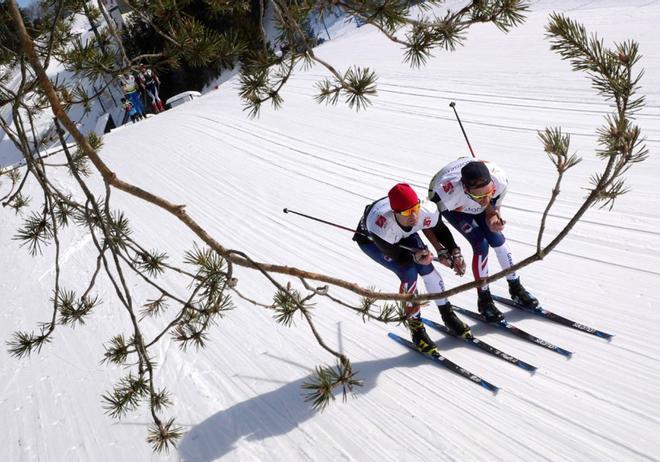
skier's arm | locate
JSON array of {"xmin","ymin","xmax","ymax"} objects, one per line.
[
  {"xmin": 425, "ymin": 219, "xmax": 458, "ymax": 252},
  {"xmin": 485, "ymin": 189, "xmax": 507, "ymax": 232},
  {"xmin": 428, "ymin": 190, "xmax": 448, "ymax": 212},
  {"xmin": 493, "ymin": 189, "xmax": 507, "ymax": 209},
  {"xmin": 423, "ymin": 220, "xmax": 466, "ymax": 276}
]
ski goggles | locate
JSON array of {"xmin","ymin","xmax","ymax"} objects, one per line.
[
  {"xmin": 466, "ymin": 183, "xmax": 495, "ymax": 201},
  {"xmin": 397, "ymin": 202, "xmax": 421, "ymax": 217}
]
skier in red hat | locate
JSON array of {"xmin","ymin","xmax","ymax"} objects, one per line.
[{"xmin": 354, "ymin": 183, "xmax": 469, "ymax": 355}]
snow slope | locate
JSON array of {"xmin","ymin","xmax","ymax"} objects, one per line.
[{"xmin": 2, "ymin": 1, "xmax": 659, "ymax": 461}]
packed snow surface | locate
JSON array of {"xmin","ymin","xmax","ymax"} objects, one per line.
[{"xmin": 1, "ymin": 1, "xmax": 659, "ymax": 461}]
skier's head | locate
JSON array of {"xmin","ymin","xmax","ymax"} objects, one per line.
[
  {"xmin": 388, "ymin": 183, "xmax": 421, "ymax": 226},
  {"xmin": 461, "ymin": 161, "xmax": 494, "ymax": 206}
]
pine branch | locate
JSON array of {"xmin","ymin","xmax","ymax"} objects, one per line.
[
  {"xmin": 56, "ymin": 289, "xmax": 101, "ymax": 327},
  {"xmin": 4, "ymin": 0, "xmax": 651, "ymax": 454},
  {"xmin": 6, "ymin": 326, "xmax": 52, "ymax": 358},
  {"xmin": 53, "ymin": 195, "xmax": 76, "ymax": 227},
  {"xmin": 146, "ymin": 418, "xmax": 183, "ymax": 453},
  {"xmin": 150, "ymin": 388, "xmax": 173, "ymax": 413},
  {"xmin": 171, "ymin": 322, "xmax": 210, "ymax": 351},
  {"xmin": 13, "ymin": 209, "xmax": 53, "ymax": 255},
  {"xmin": 135, "ymin": 249, "xmax": 169, "ymax": 277},
  {"xmin": 538, "ymin": 127, "xmax": 581, "ymax": 173},
  {"xmin": 314, "ymin": 66, "xmax": 377, "ymax": 110},
  {"xmin": 302, "ymin": 359, "xmax": 362, "ymax": 411},
  {"xmin": 272, "ymin": 286, "xmax": 313, "ymax": 326},
  {"xmin": 101, "ymin": 334, "xmax": 131, "ymax": 365},
  {"xmin": 6, "ymin": 192, "xmax": 31, "ymax": 213},
  {"xmin": 102, "ymin": 372, "xmax": 150, "ymax": 419},
  {"xmin": 141, "ymin": 295, "xmax": 169, "ymax": 319}
]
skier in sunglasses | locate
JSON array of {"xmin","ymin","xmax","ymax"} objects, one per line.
[
  {"xmin": 353, "ymin": 183, "xmax": 470, "ymax": 355},
  {"xmin": 428, "ymin": 159, "xmax": 538, "ymax": 322}
]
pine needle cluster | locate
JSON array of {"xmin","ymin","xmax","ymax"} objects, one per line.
[
  {"xmin": 7, "ymin": 326, "xmax": 52, "ymax": 359},
  {"xmin": 302, "ymin": 359, "xmax": 362, "ymax": 411},
  {"xmin": 236, "ymin": 1, "xmax": 531, "ymax": 116},
  {"xmin": 102, "ymin": 372, "xmax": 150, "ymax": 419},
  {"xmin": 169, "ymin": 244, "xmax": 234, "ymax": 350},
  {"xmin": 543, "ymin": 14, "xmax": 647, "ymax": 211},
  {"xmin": 55, "ymin": 289, "xmax": 101, "ymax": 327}
]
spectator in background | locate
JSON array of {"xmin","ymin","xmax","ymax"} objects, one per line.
[
  {"xmin": 119, "ymin": 73, "xmax": 145, "ymax": 118},
  {"xmin": 121, "ymin": 97, "xmax": 143, "ymax": 124},
  {"xmin": 138, "ymin": 65, "xmax": 164, "ymax": 113}
]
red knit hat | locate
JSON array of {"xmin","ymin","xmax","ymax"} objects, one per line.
[{"xmin": 388, "ymin": 183, "xmax": 419, "ymax": 212}]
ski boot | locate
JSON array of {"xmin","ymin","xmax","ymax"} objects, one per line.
[
  {"xmin": 508, "ymin": 278, "xmax": 539, "ymax": 308},
  {"xmin": 478, "ymin": 289, "xmax": 504, "ymax": 323},
  {"xmin": 408, "ymin": 316, "xmax": 439, "ymax": 356},
  {"xmin": 438, "ymin": 302, "xmax": 471, "ymax": 338}
]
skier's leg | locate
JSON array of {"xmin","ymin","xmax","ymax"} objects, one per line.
[
  {"xmin": 358, "ymin": 241, "xmax": 438, "ymax": 353},
  {"xmin": 443, "ymin": 211, "xmax": 502, "ymax": 321},
  {"xmin": 358, "ymin": 241, "xmax": 420, "ymax": 304},
  {"xmin": 146, "ymin": 86, "xmax": 160, "ymax": 113},
  {"xmin": 492, "ymin": 242, "xmax": 518, "ymax": 281},
  {"xmin": 472, "ymin": 214, "xmax": 517, "ymax": 281},
  {"xmin": 475, "ymin": 215, "xmax": 537, "ymax": 306},
  {"xmin": 442, "ymin": 211, "xmax": 490, "ymax": 286},
  {"xmin": 151, "ymin": 85, "xmax": 164, "ymax": 111},
  {"xmin": 419, "ymin": 267, "xmax": 470, "ymax": 336},
  {"xmin": 418, "ymin": 266, "xmax": 447, "ymax": 305}
]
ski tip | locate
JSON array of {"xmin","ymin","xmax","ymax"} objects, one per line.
[
  {"xmin": 521, "ymin": 363, "xmax": 539, "ymax": 374},
  {"xmin": 604, "ymin": 333, "xmax": 615, "ymax": 342},
  {"xmin": 282, "ymin": 208, "xmax": 288, "ymax": 213},
  {"xmin": 480, "ymin": 381, "xmax": 500, "ymax": 395}
]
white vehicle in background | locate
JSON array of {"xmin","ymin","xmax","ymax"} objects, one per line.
[{"xmin": 165, "ymin": 91, "xmax": 201, "ymax": 109}]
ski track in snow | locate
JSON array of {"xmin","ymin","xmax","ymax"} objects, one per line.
[
  {"xmin": 507, "ymin": 390, "xmax": 659, "ymax": 462},
  {"xmin": 2, "ymin": 1, "xmax": 660, "ymax": 461},
  {"xmin": 182, "ymin": 110, "xmax": 660, "ymax": 275}
]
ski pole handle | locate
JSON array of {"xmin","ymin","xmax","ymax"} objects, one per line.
[{"xmin": 402, "ymin": 245, "xmax": 449, "ymax": 264}]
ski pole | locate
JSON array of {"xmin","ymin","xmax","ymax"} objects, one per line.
[
  {"xmin": 449, "ymin": 102, "xmax": 476, "ymax": 158},
  {"xmin": 449, "ymin": 103, "xmax": 503, "ymax": 227},
  {"xmin": 283, "ymin": 208, "xmax": 357, "ymax": 234},
  {"xmin": 282, "ymin": 208, "xmax": 449, "ymax": 261}
]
